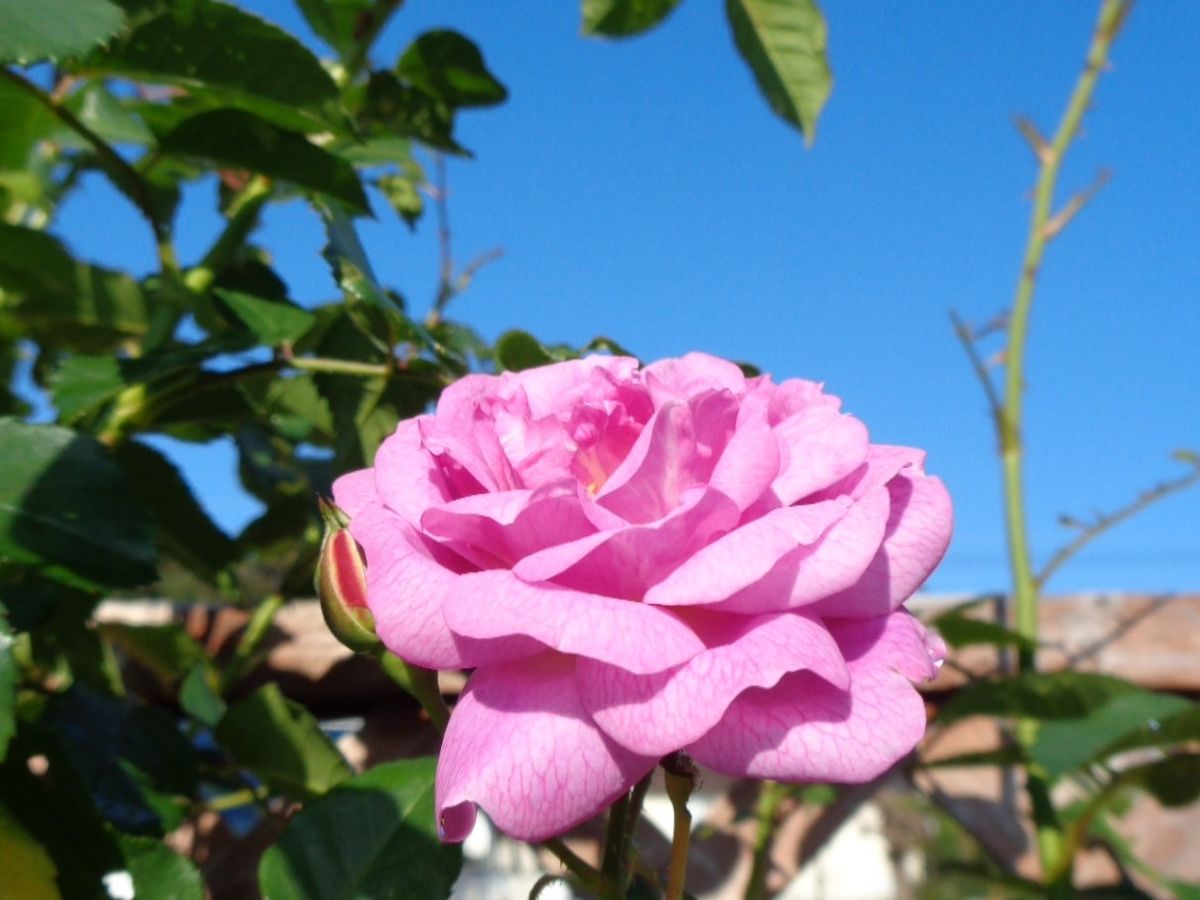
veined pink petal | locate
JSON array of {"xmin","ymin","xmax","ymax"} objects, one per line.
[
  {"xmin": 705, "ymin": 394, "xmax": 781, "ymax": 510},
  {"xmin": 513, "ymin": 487, "xmax": 740, "ymax": 600},
  {"xmin": 644, "ymin": 352, "xmax": 747, "ymax": 398},
  {"xmin": 709, "ymin": 485, "xmax": 891, "ymax": 614},
  {"xmin": 769, "ymin": 406, "xmax": 870, "ymax": 506},
  {"xmin": 597, "ymin": 401, "xmax": 698, "ymax": 523},
  {"xmin": 686, "ymin": 612, "xmax": 936, "ymax": 782},
  {"xmin": 436, "ymin": 654, "xmax": 656, "ymax": 843},
  {"xmin": 372, "ymin": 418, "xmax": 451, "ymax": 525},
  {"xmin": 331, "ymin": 468, "xmax": 378, "ymax": 519},
  {"xmin": 765, "ymin": 378, "xmax": 841, "ymax": 423},
  {"xmin": 577, "ymin": 611, "xmax": 848, "ymax": 757},
  {"xmin": 812, "ymin": 444, "xmax": 926, "ymax": 503},
  {"xmin": 421, "ymin": 482, "xmax": 597, "ymax": 568},
  {"xmin": 350, "ymin": 502, "xmax": 540, "ymax": 669},
  {"xmin": 643, "ymin": 498, "xmax": 851, "ymax": 607},
  {"xmin": 514, "ymin": 355, "xmax": 641, "ymax": 418},
  {"xmin": 442, "ymin": 569, "xmax": 705, "ymax": 674},
  {"xmin": 807, "ymin": 471, "xmax": 953, "ymax": 618}
]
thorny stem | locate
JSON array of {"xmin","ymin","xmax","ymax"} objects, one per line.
[
  {"xmin": 599, "ymin": 770, "xmax": 654, "ymax": 895},
  {"xmin": 542, "ymin": 838, "xmax": 607, "ymax": 895},
  {"xmin": 376, "ymin": 653, "xmax": 450, "ymax": 736},
  {"xmin": 996, "ymin": 1, "xmax": 1131, "ymax": 895},
  {"xmin": 744, "ymin": 781, "xmax": 788, "ymax": 900}
]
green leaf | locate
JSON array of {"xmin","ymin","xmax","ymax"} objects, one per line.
[
  {"xmin": 112, "ymin": 439, "xmax": 237, "ymax": 583},
  {"xmin": 582, "ymin": 0, "xmax": 682, "ymax": 37},
  {"xmin": 179, "ymin": 662, "xmax": 225, "ymax": 728},
  {"xmin": 397, "ymin": 30, "xmax": 508, "ymax": 109},
  {"xmin": 97, "ymin": 621, "xmax": 209, "ymax": 692},
  {"xmin": 0, "ymin": 0, "xmax": 124, "ymax": 64},
  {"xmin": 362, "ymin": 71, "xmax": 466, "ymax": 155},
  {"xmin": 292, "ymin": 0, "xmax": 373, "ymax": 59},
  {"xmin": 937, "ymin": 672, "xmax": 1144, "ymax": 726},
  {"xmin": 215, "ymin": 683, "xmax": 351, "ymax": 800},
  {"xmin": 0, "ymin": 224, "xmax": 153, "ymax": 351},
  {"xmin": 65, "ymin": 83, "xmax": 155, "ymax": 146},
  {"xmin": 932, "ymin": 612, "xmax": 1037, "ymax": 653},
  {"xmin": 0, "ymin": 800, "xmax": 59, "ymax": 900},
  {"xmin": 161, "ymin": 110, "xmax": 370, "ymax": 215},
  {"xmin": 495, "ymin": 329, "xmax": 557, "ymax": 371},
  {"xmin": 0, "ymin": 420, "xmax": 157, "ymax": 591},
  {"xmin": 725, "ymin": 0, "xmax": 833, "ymax": 143},
  {"xmin": 0, "ymin": 612, "xmax": 15, "ymax": 763},
  {"xmin": 217, "ymin": 289, "xmax": 318, "ymax": 346},
  {"xmin": 49, "ymin": 355, "xmax": 124, "ymax": 424},
  {"xmin": 119, "ymin": 834, "xmax": 204, "ymax": 900},
  {"xmin": 82, "ymin": 0, "xmax": 342, "ymax": 133},
  {"xmin": 0, "ymin": 78, "xmax": 62, "ymax": 169},
  {"xmin": 44, "ymin": 686, "xmax": 199, "ymax": 835},
  {"xmin": 258, "ymin": 758, "xmax": 462, "ymax": 900},
  {"xmin": 1031, "ymin": 690, "xmax": 1192, "ymax": 780},
  {"xmin": 0, "ymin": 730, "xmax": 125, "ymax": 898},
  {"xmin": 1134, "ymin": 754, "xmax": 1200, "ymax": 808},
  {"xmin": 1104, "ymin": 705, "xmax": 1200, "ymax": 756},
  {"xmin": 376, "ymin": 171, "xmax": 424, "ymax": 229}
]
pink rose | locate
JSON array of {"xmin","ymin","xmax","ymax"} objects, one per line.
[{"xmin": 332, "ymin": 353, "xmax": 951, "ymax": 842}]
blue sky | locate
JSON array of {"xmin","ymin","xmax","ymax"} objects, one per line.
[{"xmin": 52, "ymin": 1, "xmax": 1200, "ymax": 594}]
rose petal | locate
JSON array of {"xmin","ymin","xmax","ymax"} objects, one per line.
[
  {"xmin": 706, "ymin": 396, "xmax": 781, "ymax": 511},
  {"xmin": 643, "ymin": 498, "xmax": 851, "ymax": 607},
  {"xmin": 708, "ymin": 485, "xmax": 890, "ymax": 614},
  {"xmin": 371, "ymin": 418, "xmax": 453, "ymax": 525},
  {"xmin": 686, "ymin": 612, "xmax": 935, "ymax": 782},
  {"xmin": 769, "ymin": 406, "xmax": 870, "ymax": 505},
  {"xmin": 811, "ymin": 444, "xmax": 926, "ymax": 503},
  {"xmin": 351, "ymin": 502, "xmax": 540, "ymax": 669},
  {"xmin": 514, "ymin": 355, "xmax": 641, "ymax": 418},
  {"xmin": 421, "ymin": 481, "xmax": 598, "ymax": 568},
  {"xmin": 331, "ymin": 468, "xmax": 378, "ymax": 519},
  {"xmin": 597, "ymin": 401, "xmax": 699, "ymax": 523},
  {"xmin": 644, "ymin": 352, "xmax": 747, "ymax": 398},
  {"xmin": 807, "ymin": 471, "xmax": 953, "ymax": 618},
  {"xmin": 577, "ymin": 611, "xmax": 848, "ymax": 757},
  {"xmin": 513, "ymin": 487, "xmax": 740, "ymax": 600},
  {"xmin": 442, "ymin": 569, "xmax": 705, "ymax": 674},
  {"xmin": 436, "ymin": 654, "xmax": 656, "ymax": 843}
]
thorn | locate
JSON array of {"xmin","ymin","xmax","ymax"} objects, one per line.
[
  {"xmin": 1042, "ymin": 168, "xmax": 1113, "ymax": 240},
  {"xmin": 1013, "ymin": 115, "xmax": 1053, "ymax": 165}
]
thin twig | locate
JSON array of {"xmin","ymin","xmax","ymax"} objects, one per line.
[
  {"xmin": 950, "ymin": 310, "xmax": 1004, "ymax": 424},
  {"xmin": 1042, "ymin": 168, "xmax": 1113, "ymax": 241},
  {"xmin": 1037, "ymin": 458, "xmax": 1200, "ymax": 588}
]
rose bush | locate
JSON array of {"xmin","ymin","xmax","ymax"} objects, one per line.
[{"xmin": 332, "ymin": 353, "xmax": 952, "ymax": 842}]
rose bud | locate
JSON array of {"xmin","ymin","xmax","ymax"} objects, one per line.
[{"xmin": 315, "ymin": 497, "xmax": 381, "ymax": 654}]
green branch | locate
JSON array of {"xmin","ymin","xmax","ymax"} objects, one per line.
[
  {"xmin": 0, "ymin": 68, "xmax": 176, "ymax": 271},
  {"xmin": 994, "ymin": 1, "xmax": 1132, "ymax": 894}
]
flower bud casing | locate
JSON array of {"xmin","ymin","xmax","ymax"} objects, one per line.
[{"xmin": 316, "ymin": 498, "xmax": 382, "ymax": 653}]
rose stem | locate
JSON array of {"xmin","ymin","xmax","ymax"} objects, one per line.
[
  {"xmin": 663, "ymin": 753, "xmax": 697, "ymax": 900},
  {"xmin": 998, "ymin": 1, "xmax": 1131, "ymax": 894},
  {"xmin": 743, "ymin": 780, "xmax": 788, "ymax": 900},
  {"xmin": 541, "ymin": 838, "xmax": 607, "ymax": 894}
]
